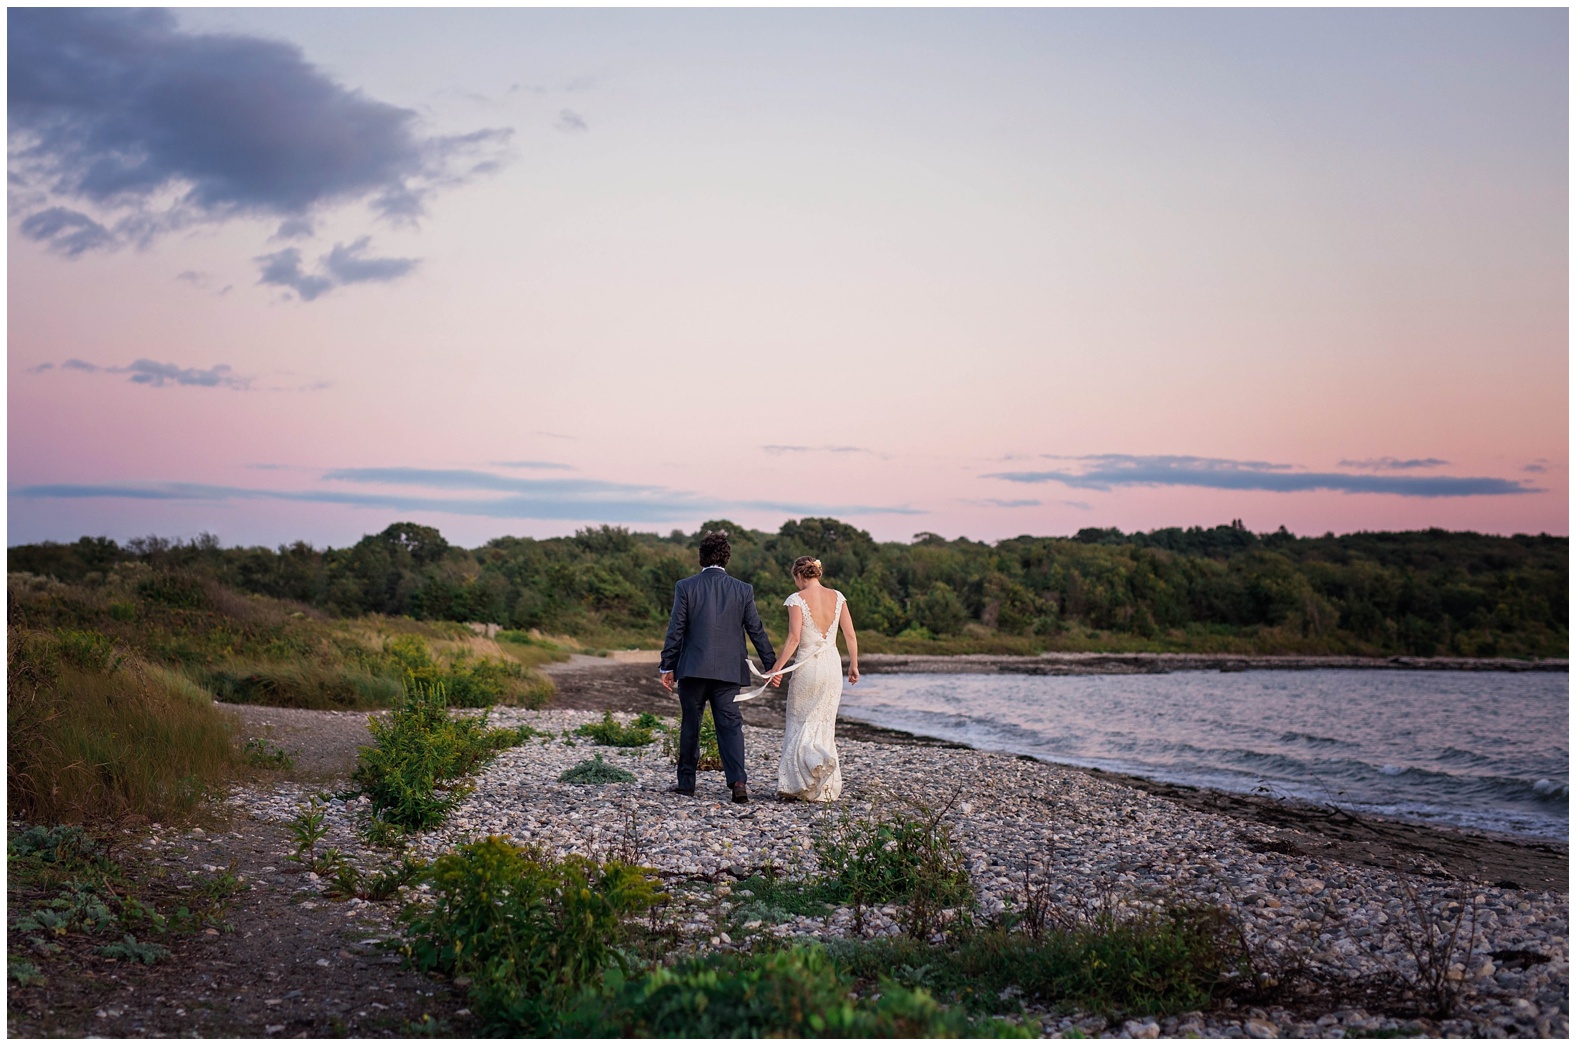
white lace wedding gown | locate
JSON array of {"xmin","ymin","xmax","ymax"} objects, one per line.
[{"xmin": 778, "ymin": 591, "xmax": 845, "ymax": 802}]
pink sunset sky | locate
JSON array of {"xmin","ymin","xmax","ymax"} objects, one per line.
[{"xmin": 8, "ymin": 8, "xmax": 1568, "ymax": 550}]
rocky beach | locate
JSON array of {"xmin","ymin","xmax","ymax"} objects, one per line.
[{"xmin": 14, "ymin": 655, "xmax": 1566, "ymax": 1038}]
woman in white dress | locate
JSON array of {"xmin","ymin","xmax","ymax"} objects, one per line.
[{"xmin": 764, "ymin": 556, "xmax": 860, "ymax": 802}]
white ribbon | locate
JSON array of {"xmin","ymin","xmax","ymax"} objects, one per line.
[{"xmin": 734, "ymin": 640, "xmax": 835, "ymax": 702}]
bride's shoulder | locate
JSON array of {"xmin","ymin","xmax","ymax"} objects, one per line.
[{"xmin": 783, "ymin": 592, "xmax": 804, "ymax": 608}]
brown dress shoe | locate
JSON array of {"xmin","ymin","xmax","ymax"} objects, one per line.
[
  {"xmin": 731, "ymin": 783, "xmax": 749, "ymax": 804},
  {"xmin": 667, "ymin": 785, "xmax": 695, "ymax": 797}
]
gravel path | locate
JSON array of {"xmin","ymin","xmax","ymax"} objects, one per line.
[{"xmin": 237, "ymin": 707, "xmax": 1569, "ymax": 1039}]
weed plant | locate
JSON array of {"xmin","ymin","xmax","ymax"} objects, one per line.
[
  {"xmin": 728, "ymin": 868, "xmax": 841, "ymax": 925},
  {"xmin": 8, "ymin": 823, "xmax": 240, "ymax": 984},
  {"xmin": 813, "ymin": 795, "xmax": 973, "ymax": 937},
  {"xmin": 554, "ymin": 944, "xmax": 1033, "ymax": 1037},
  {"xmin": 401, "ymin": 835, "xmax": 663, "ymax": 1031},
  {"xmin": 559, "ymin": 754, "xmax": 638, "ymax": 785},
  {"xmin": 829, "ymin": 904, "xmax": 1244, "ymax": 1018},
  {"xmin": 242, "ymin": 737, "xmax": 295, "ymax": 770},
  {"xmin": 351, "ymin": 684, "xmax": 532, "ymax": 829},
  {"xmin": 661, "ymin": 706, "xmax": 722, "ymax": 771},
  {"xmin": 574, "ymin": 711, "xmax": 656, "ymax": 747},
  {"xmin": 8, "ymin": 629, "xmax": 239, "ymax": 824}
]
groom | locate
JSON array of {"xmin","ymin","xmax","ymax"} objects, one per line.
[{"xmin": 659, "ymin": 530, "xmax": 776, "ymax": 803}]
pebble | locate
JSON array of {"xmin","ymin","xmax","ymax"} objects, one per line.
[{"xmin": 226, "ymin": 708, "xmax": 1569, "ymax": 1039}]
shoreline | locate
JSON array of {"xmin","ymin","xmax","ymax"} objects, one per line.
[
  {"xmin": 542, "ymin": 658, "xmax": 1568, "ymax": 891},
  {"xmin": 856, "ymin": 651, "xmax": 1569, "ymax": 674}
]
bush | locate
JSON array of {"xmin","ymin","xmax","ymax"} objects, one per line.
[
  {"xmin": 560, "ymin": 754, "xmax": 638, "ymax": 785},
  {"xmin": 402, "ymin": 836, "xmax": 662, "ymax": 1032},
  {"xmin": 199, "ymin": 663, "xmax": 402, "ymax": 711},
  {"xmin": 574, "ymin": 711, "xmax": 655, "ymax": 747},
  {"xmin": 383, "ymin": 634, "xmax": 552, "ymax": 708},
  {"xmin": 554, "ymin": 945, "xmax": 1032, "ymax": 1037},
  {"xmin": 351, "ymin": 684, "xmax": 527, "ymax": 829},
  {"xmin": 813, "ymin": 798, "xmax": 973, "ymax": 937},
  {"xmin": 831, "ymin": 905, "xmax": 1245, "ymax": 1018},
  {"xmin": 662, "ymin": 706, "xmax": 721, "ymax": 771},
  {"xmin": 8, "ymin": 630, "xmax": 239, "ymax": 824}
]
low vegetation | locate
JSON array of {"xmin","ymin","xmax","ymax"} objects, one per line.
[
  {"xmin": 559, "ymin": 754, "xmax": 638, "ymax": 785},
  {"xmin": 573, "ymin": 710, "xmax": 658, "ymax": 747},
  {"xmin": 7, "ymin": 569, "xmax": 555, "ymax": 716},
  {"xmin": 661, "ymin": 706, "xmax": 722, "ymax": 770},
  {"xmin": 390, "ymin": 792, "xmax": 1256, "ymax": 1036},
  {"xmin": 8, "ymin": 824, "xmax": 240, "ymax": 990},
  {"xmin": 351, "ymin": 684, "xmax": 537, "ymax": 830}
]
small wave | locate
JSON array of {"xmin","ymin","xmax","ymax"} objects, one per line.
[
  {"xmin": 1278, "ymin": 731, "xmax": 1346, "ymax": 747},
  {"xmin": 1380, "ymin": 764, "xmax": 1405, "ymax": 776},
  {"xmin": 1533, "ymin": 779, "xmax": 1569, "ymax": 800}
]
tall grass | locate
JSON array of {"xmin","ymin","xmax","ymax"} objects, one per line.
[
  {"xmin": 8, "ymin": 630, "xmax": 240, "ymax": 824},
  {"xmin": 8, "ymin": 572, "xmax": 554, "ymax": 711}
]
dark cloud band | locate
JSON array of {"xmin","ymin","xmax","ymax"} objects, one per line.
[
  {"xmin": 12, "ymin": 467, "xmax": 925, "ymax": 523},
  {"xmin": 986, "ymin": 454, "xmax": 1538, "ymax": 498}
]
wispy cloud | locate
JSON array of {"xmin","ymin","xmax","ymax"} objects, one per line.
[
  {"xmin": 33, "ymin": 357, "xmax": 252, "ymax": 390},
  {"xmin": 961, "ymin": 498, "xmax": 1042, "ymax": 509},
  {"xmin": 9, "ymin": 8, "xmax": 509, "ymax": 258},
  {"xmin": 1523, "ymin": 459, "xmax": 1550, "ymax": 474},
  {"xmin": 763, "ymin": 445, "xmax": 876, "ymax": 456},
  {"xmin": 1337, "ymin": 457, "xmax": 1449, "ymax": 471},
  {"xmin": 556, "ymin": 109, "xmax": 588, "ymax": 133},
  {"xmin": 492, "ymin": 460, "xmax": 575, "ymax": 471},
  {"xmin": 985, "ymin": 454, "xmax": 1539, "ymax": 498},
  {"xmin": 13, "ymin": 466, "xmax": 926, "ymax": 524}
]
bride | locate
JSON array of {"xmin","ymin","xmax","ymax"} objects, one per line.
[{"xmin": 763, "ymin": 556, "xmax": 859, "ymax": 802}]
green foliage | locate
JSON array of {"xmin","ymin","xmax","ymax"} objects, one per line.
[
  {"xmin": 574, "ymin": 710, "xmax": 656, "ymax": 747},
  {"xmin": 560, "ymin": 754, "xmax": 638, "ymax": 785},
  {"xmin": 323, "ymin": 851, "xmax": 428, "ymax": 902},
  {"xmin": 401, "ymin": 836, "xmax": 663, "ymax": 1032},
  {"xmin": 555, "ymin": 945, "xmax": 1032, "ymax": 1037},
  {"xmin": 729, "ymin": 868, "xmax": 841, "ymax": 925},
  {"xmin": 286, "ymin": 797, "xmax": 329, "ymax": 864},
  {"xmin": 242, "ymin": 737, "xmax": 294, "ymax": 770},
  {"xmin": 7, "ymin": 628, "xmax": 239, "ymax": 825},
  {"xmin": 662, "ymin": 706, "xmax": 722, "ymax": 771},
  {"xmin": 351, "ymin": 684, "xmax": 528, "ymax": 829},
  {"xmin": 10, "ymin": 520, "xmax": 1567, "ymax": 657},
  {"xmin": 632, "ymin": 711, "xmax": 665, "ymax": 730},
  {"xmin": 97, "ymin": 933, "xmax": 171, "ymax": 964},
  {"xmin": 813, "ymin": 798, "xmax": 973, "ymax": 937},
  {"xmin": 9, "ymin": 959, "xmax": 43, "ymax": 986},
  {"xmin": 831, "ymin": 905, "xmax": 1245, "ymax": 1018}
]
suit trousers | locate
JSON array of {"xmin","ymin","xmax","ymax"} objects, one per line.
[{"xmin": 675, "ymin": 676, "xmax": 748, "ymax": 789}]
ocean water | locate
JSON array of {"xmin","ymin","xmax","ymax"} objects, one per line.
[{"xmin": 839, "ymin": 670, "xmax": 1569, "ymax": 840}]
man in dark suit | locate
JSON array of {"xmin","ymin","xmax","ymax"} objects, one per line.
[{"xmin": 659, "ymin": 530, "xmax": 776, "ymax": 803}]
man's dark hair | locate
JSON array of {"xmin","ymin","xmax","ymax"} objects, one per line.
[{"xmin": 698, "ymin": 530, "xmax": 731, "ymax": 568}]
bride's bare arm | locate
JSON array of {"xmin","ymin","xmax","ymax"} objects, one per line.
[
  {"xmin": 839, "ymin": 603, "xmax": 859, "ymax": 683},
  {"xmin": 768, "ymin": 605, "xmax": 803, "ymax": 685}
]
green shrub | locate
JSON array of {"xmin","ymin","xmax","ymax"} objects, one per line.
[
  {"xmin": 351, "ymin": 684, "xmax": 526, "ymax": 829},
  {"xmin": 555, "ymin": 945, "xmax": 1032, "ymax": 1037},
  {"xmin": 199, "ymin": 663, "xmax": 402, "ymax": 711},
  {"xmin": 384, "ymin": 634, "xmax": 551, "ymax": 708},
  {"xmin": 574, "ymin": 711, "xmax": 655, "ymax": 747},
  {"xmin": 661, "ymin": 706, "xmax": 721, "ymax": 771},
  {"xmin": 402, "ymin": 836, "xmax": 662, "ymax": 1032},
  {"xmin": 242, "ymin": 737, "xmax": 294, "ymax": 770},
  {"xmin": 97, "ymin": 933, "xmax": 171, "ymax": 964},
  {"xmin": 559, "ymin": 754, "xmax": 638, "ymax": 785},
  {"xmin": 813, "ymin": 799, "xmax": 973, "ymax": 937},
  {"xmin": 830, "ymin": 906, "xmax": 1244, "ymax": 1018},
  {"xmin": 729, "ymin": 868, "xmax": 841, "ymax": 926}
]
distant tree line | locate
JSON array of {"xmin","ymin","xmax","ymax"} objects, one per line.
[{"xmin": 9, "ymin": 518, "xmax": 1567, "ymax": 658}]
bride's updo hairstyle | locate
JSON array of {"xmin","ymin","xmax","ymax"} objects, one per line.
[{"xmin": 791, "ymin": 556, "xmax": 824, "ymax": 581}]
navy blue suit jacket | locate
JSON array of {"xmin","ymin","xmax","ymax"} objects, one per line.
[{"xmin": 660, "ymin": 568, "xmax": 776, "ymax": 686}]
